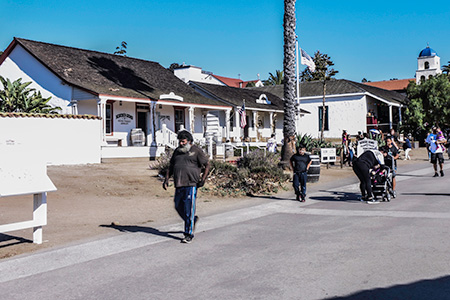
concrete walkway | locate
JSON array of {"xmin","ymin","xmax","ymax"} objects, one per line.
[{"xmin": 1, "ymin": 162, "xmax": 450, "ymax": 299}]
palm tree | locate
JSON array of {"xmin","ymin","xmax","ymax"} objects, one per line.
[
  {"xmin": 442, "ymin": 61, "xmax": 450, "ymax": 75},
  {"xmin": 281, "ymin": 0, "xmax": 297, "ymax": 168},
  {"xmin": 0, "ymin": 76, "xmax": 60, "ymax": 113},
  {"xmin": 264, "ymin": 70, "xmax": 284, "ymax": 85}
]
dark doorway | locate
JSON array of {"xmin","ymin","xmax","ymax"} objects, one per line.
[{"xmin": 174, "ymin": 108, "xmax": 185, "ymax": 132}]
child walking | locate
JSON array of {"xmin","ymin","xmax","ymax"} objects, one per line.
[{"xmin": 290, "ymin": 144, "xmax": 312, "ymax": 202}]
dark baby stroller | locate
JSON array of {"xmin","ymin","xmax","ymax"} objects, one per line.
[{"xmin": 370, "ymin": 165, "xmax": 393, "ymax": 202}]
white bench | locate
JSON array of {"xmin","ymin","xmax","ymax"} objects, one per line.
[{"xmin": 0, "ymin": 143, "xmax": 56, "ymax": 244}]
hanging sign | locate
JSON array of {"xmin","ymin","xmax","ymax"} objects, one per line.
[{"xmin": 116, "ymin": 113, "xmax": 133, "ymax": 125}]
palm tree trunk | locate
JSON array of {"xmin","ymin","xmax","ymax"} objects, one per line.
[
  {"xmin": 281, "ymin": 0, "xmax": 297, "ymax": 168},
  {"xmin": 320, "ymin": 80, "xmax": 327, "ymax": 141}
]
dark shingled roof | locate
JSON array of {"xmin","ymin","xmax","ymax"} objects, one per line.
[
  {"xmin": 191, "ymin": 82, "xmax": 286, "ymax": 111},
  {"xmin": 12, "ymin": 38, "xmax": 221, "ymax": 106},
  {"xmin": 250, "ymin": 79, "xmax": 408, "ymax": 105}
]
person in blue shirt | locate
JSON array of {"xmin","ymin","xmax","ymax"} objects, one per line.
[
  {"xmin": 426, "ymin": 126, "xmax": 446, "ymax": 177},
  {"xmin": 403, "ymin": 136, "xmax": 412, "ymax": 160}
]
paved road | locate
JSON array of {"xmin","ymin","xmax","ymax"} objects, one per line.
[{"xmin": 1, "ymin": 162, "xmax": 450, "ymax": 299}]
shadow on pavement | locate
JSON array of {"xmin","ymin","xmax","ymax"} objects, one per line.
[
  {"xmin": 397, "ymin": 173, "xmax": 430, "ymax": 178},
  {"xmin": 246, "ymin": 194, "xmax": 295, "ymax": 201},
  {"xmin": 402, "ymin": 192, "xmax": 450, "ymax": 197},
  {"xmin": 325, "ymin": 275, "xmax": 450, "ymax": 300},
  {"xmin": 0, "ymin": 233, "xmax": 32, "ymax": 249},
  {"xmin": 309, "ymin": 190, "xmax": 361, "ymax": 202},
  {"xmin": 99, "ymin": 224, "xmax": 183, "ymax": 241}
]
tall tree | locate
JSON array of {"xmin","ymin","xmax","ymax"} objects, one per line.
[
  {"xmin": 114, "ymin": 41, "xmax": 127, "ymax": 56},
  {"xmin": 0, "ymin": 76, "xmax": 60, "ymax": 113},
  {"xmin": 281, "ymin": 0, "xmax": 297, "ymax": 168},
  {"xmin": 300, "ymin": 51, "xmax": 338, "ymax": 141},
  {"xmin": 403, "ymin": 74, "xmax": 450, "ymax": 137},
  {"xmin": 168, "ymin": 62, "xmax": 183, "ymax": 72},
  {"xmin": 263, "ymin": 70, "xmax": 284, "ymax": 85}
]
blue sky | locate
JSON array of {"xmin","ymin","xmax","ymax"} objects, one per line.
[{"xmin": 1, "ymin": 0, "xmax": 450, "ymax": 82}]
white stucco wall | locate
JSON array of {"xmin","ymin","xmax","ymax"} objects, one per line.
[
  {"xmin": 110, "ymin": 101, "xmax": 136, "ymax": 146},
  {"xmin": 156, "ymin": 105, "xmax": 175, "ymax": 132},
  {"xmin": 0, "ymin": 45, "xmax": 73, "ymax": 114},
  {"xmin": 77, "ymin": 99, "xmax": 98, "ymax": 115},
  {"xmin": 297, "ymin": 95, "xmax": 367, "ymax": 139},
  {"xmin": 174, "ymin": 66, "xmax": 224, "ymax": 85},
  {"xmin": 0, "ymin": 116, "xmax": 101, "ymax": 165}
]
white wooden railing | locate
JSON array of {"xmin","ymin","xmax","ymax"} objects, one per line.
[{"xmin": 155, "ymin": 124, "xmax": 178, "ymax": 149}]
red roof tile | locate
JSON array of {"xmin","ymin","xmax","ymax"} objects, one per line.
[{"xmin": 363, "ymin": 79, "xmax": 414, "ymax": 91}]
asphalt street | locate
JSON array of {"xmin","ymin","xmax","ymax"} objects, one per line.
[{"xmin": 1, "ymin": 162, "xmax": 450, "ymax": 300}]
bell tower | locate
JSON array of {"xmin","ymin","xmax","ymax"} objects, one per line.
[{"xmin": 416, "ymin": 45, "xmax": 442, "ymax": 84}]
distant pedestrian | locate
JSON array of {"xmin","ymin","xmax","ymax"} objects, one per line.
[
  {"xmin": 403, "ymin": 136, "xmax": 412, "ymax": 160},
  {"xmin": 267, "ymin": 133, "xmax": 277, "ymax": 153},
  {"xmin": 163, "ymin": 130, "xmax": 210, "ymax": 243},
  {"xmin": 385, "ymin": 137, "xmax": 399, "ymax": 198},
  {"xmin": 290, "ymin": 144, "xmax": 312, "ymax": 202},
  {"xmin": 387, "ymin": 128, "xmax": 399, "ymax": 148},
  {"xmin": 348, "ymin": 138, "xmax": 355, "ymax": 167},
  {"xmin": 426, "ymin": 126, "xmax": 445, "ymax": 177}
]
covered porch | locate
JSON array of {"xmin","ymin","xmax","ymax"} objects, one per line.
[{"xmin": 93, "ymin": 94, "xmax": 231, "ymax": 159}]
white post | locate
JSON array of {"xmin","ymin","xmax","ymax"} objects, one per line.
[
  {"xmin": 162, "ymin": 123, "xmax": 167, "ymax": 146},
  {"xmin": 189, "ymin": 106, "xmax": 195, "ymax": 133},
  {"xmin": 389, "ymin": 105, "xmax": 393, "ymax": 129},
  {"xmin": 33, "ymin": 192, "xmax": 47, "ymax": 244},
  {"xmin": 269, "ymin": 112, "xmax": 274, "ymax": 134},
  {"xmin": 208, "ymin": 136, "xmax": 213, "ymax": 159},
  {"xmin": 225, "ymin": 109, "xmax": 231, "ymax": 140},
  {"xmin": 235, "ymin": 108, "xmax": 241, "ymax": 142},
  {"xmin": 253, "ymin": 110, "xmax": 258, "ymax": 142},
  {"xmin": 71, "ymin": 100, "xmax": 78, "ymax": 115},
  {"xmin": 150, "ymin": 102, "xmax": 157, "ymax": 146}
]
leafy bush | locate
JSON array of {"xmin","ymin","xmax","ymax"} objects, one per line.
[
  {"xmin": 204, "ymin": 150, "xmax": 289, "ymax": 197},
  {"xmin": 155, "ymin": 147, "xmax": 174, "ymax": 176},
  {"xmin": 296, "ymin": 133, "xmax": 334, "ymax": 154},
  {"xmin": 154, "ymin": 148, "xmax": 290, "ymax": 197}
]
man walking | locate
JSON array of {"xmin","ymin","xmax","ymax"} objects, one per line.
[
  {"xmin": 290, "ymin": 144, "xmax": 312, "ymax": 202},
  {"xmin": 163, "ymin": 130, "xmax": 210, "ymax": 243}
]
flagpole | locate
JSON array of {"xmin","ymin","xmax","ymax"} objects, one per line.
[{"xmin": 296, "ymin": 37, "xmax": 300, "ymax": 106}]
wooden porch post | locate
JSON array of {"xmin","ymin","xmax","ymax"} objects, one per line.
[
  {"xmin": 189, "ymin": 106, "xmax": 195, "ymax": 133},
  {"xmin": 225, "ymin": 109, "xmax": 231, "ymax": 140}
]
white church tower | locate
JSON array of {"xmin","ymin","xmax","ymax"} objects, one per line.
[{"xmin": 416, "ymin": 45, "xmax": 442, "ymax": 84}]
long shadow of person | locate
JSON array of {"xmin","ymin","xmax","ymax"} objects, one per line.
[
  {"xmin": 309, "ymin": 191, "xmax": 362, "ymax": 202},
  {"xmin": 99, "ymin": 224, "xmax": 183, "ymax": 241}
]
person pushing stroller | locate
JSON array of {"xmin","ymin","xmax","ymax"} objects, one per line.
[{"xmin": 353, "ymin": 147, "xmax": 387, "ymax": 202}]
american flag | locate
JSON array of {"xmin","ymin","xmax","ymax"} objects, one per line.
[{"xmin": 238, "ymin": 103, "xmax": 246, "ymax": 128}]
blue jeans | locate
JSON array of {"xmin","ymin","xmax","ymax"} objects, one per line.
[
  {"xmin": 174, "ymin": 186, "xmax": 197, "ymax": 237},
  {"xmin": 293, "ymin": 172, "xmax": 308, "ymax": 196}
]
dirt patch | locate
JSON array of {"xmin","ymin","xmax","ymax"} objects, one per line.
[{"xmin": 0, "ymin": 159, "xmax": 269, "ymax": 259}]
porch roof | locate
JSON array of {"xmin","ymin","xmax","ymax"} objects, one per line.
[
  {"xmin": 8, "ymin": 38, "xmax": 223, "ymax": 107},
  {"xmin": 191, "ymin": 81, "xmax": 285, "ymax": 111},
  {"xmin": 250, "ymin": 79, "xmax": 408, "ymax": 106}
]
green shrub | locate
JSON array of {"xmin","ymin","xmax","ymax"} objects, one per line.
[
  {"xmin": 296, "ymin": 133, "xmax": 335, "ymax": 155},
  {"xmin": 205, "ymin": 150, "xmax": 289, "ymax": 197},
  {"xmin": 155, "ymin": 147, "xmax": 174, "ymax": 176}
]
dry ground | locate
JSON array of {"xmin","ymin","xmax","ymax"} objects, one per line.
[{"xmin": 0, "ymin": 148, "xmax": 427, "ymax": 259}]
